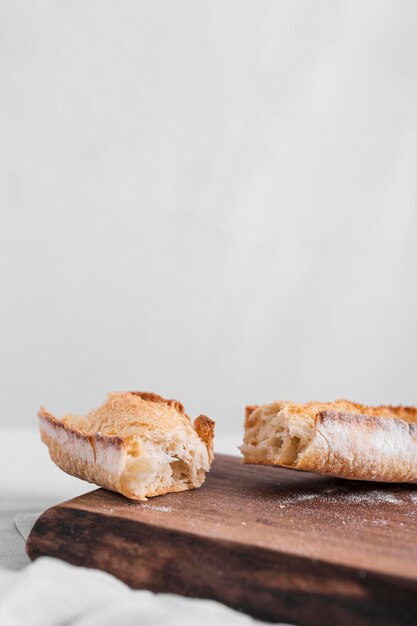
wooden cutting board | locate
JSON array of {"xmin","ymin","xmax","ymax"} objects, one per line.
[{"xmin": 26, "ymin": 454, "xmax": 417, "ymax": 626}]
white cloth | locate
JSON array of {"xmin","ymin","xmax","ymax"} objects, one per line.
[{"xmin": 0, "ymin": 557, "xmax": 275, "ymax": 626}]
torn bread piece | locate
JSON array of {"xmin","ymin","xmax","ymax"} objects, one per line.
[
  {"xmin": 38, "ymin": 392, "xmax": 215, "ymax": 500},
  {"xmin": 241, "ymin": 400, "xmax": 417, "ymax": 482}
]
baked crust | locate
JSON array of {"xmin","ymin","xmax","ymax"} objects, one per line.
[
  {"xmin": 194, "ymin": 415, "xmax": 216, "ymax": 463},
  {"xmin": 241, "ymin": 399, "xmax": 417, "ymax": 482},
  {"xmin": 128, "ymin": 391, "xmax": 186, "ymax": 415},
  {"xmin": 38, "ymin": 392, "xmax": 215, "ymax": 500}
]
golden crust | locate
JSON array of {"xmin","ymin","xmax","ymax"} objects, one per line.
[
  {"xmin": 38, "ymin": 392, "xmax": 215, "ymax": 500},
  {"xmin": 245, "ymin": 399, "xmax": 417, "ymax": 429},
  {"xmin": 194, "ymin": 415, "xmax": 216, "ymax": 463},
  {"xmin": 245, "ymin": 405, "xmax": 259, "ymax": 420},
  {"xmin": 128, "ymin": 391, "xmax": 186, "ymax": 416},
  {"xmin": 60, "ymin": 391, "xmax": 193, "ymax": 439},
  {"xmin": 242, "ymin": 399, "xmax": 417, "ymax": 483}
]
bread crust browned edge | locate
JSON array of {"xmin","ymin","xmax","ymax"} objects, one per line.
[
  {"xmin": 38, "ymin": 392, "xmax": 215, "ymax": 463},
  {"xmin": 128, "ymin": 391, "xmax": 186, "ymax": 416},
  {"xmin": 194, "ymin": 415, "xmax": 216, "ymax": 461},
  {"xmin": 245, "ymin": 400, "xmax": 417, "ymax": 423},
  {"xmin": 338, "ymin": 399, "xmax": 417, "ymax": 421},
  {"xmin": 245, "ymin": 405, "xmax": 259, "ymax": 420},
  {"xmin": 38, "ymin": 406, "xmax": 125, "ymax": 453}
]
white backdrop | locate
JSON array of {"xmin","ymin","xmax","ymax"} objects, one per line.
[{"xmin": 1, "ymin": 1, "xmax": 416, "ymax": 433}]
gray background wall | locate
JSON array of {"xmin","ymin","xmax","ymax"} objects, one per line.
[{"xmin": 1, "ymin": 1, "xmax": 416, "ymax": 433}]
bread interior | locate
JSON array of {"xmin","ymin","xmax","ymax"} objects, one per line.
[
  {"xmin": 121, "ymin": 430, "xmax": 210, "ymax": 499},
  {"xmin": 241, "ymin": 403, "xmax": 315, "ymax": 466}
]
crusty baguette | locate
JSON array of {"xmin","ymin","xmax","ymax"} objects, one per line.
[
  {"xmin": 240, "ymin": 399, "xmax": 417, "ymax": 482},
  {"xmin": 38, "ymin": 391, "xmax": 215, "ymax": 500}
]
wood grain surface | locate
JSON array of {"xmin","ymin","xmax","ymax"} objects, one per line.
[{"xmin": 27, "ymin": 454, "xmax": 417, "ymax": 625}]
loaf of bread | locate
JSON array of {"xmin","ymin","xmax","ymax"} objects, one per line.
[
  {"xmin": 241, "ymin": 399, "xmax": 417, "ymax": 482},
  {"xmin": 39, "ymin": 391, "xmax": 215, "ymax": 500}
]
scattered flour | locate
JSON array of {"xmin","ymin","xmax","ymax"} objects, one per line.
[
  {"xmin": 141, "ymin": 504, "xmax": 173, "ymax": 513},
  {"xmin": 345, "ymin": 491, "xmax": 402, "ymax": 505},
  {"xmin": 286, "ymin": 493, "xmax": 321, "ymax": 502},
  {"xmin": 279, "ymin": 488, "xmax": 408, "ymax": 506}
]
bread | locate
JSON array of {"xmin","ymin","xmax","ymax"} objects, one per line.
[
  {"xmin": 38, "ymin": 391, "xmax": 215, "ymax": 500},
  {"xmin": 241, "ymin": 399, "xmax": 417, "ymax": 482}
]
